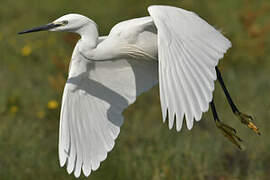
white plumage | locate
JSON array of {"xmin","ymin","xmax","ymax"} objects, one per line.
[
  {"xmin": 19, "ymin": 5, "xmax": 231, "ymax": 177},
  {"xmin": 148, "ymin": 6, "xmax": 231, "ymax": 130},
  {"xmin": 60, "ymin": 51, "xmax": 158, "ymax": 177}
]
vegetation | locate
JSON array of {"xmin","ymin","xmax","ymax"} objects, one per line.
[{"xmin": 0, "ymin": 0, "xmax": 270, "ymax": 179}]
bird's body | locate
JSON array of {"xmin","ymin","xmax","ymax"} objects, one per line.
[
  {"xmin": 19, "ymin": 5, "xmax": 259, "ymax": 178},
  {"xmin": 78, "ymin": 16, "xmax": 158, "ymax": 61}
]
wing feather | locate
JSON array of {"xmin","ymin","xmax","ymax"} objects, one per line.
[
  {"xmin": 59, "ymin": 47, "xmax": 158, "ymax": 177},
  {"xmin": 148, "ymin": 5, "xmax": 231, "ymax": 130}
]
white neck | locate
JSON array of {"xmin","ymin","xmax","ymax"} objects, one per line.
[
  {"xmin": 76, "ymin": 22, "xmax": 99, "ymax": 50},
  {"xmin": 75, "ymin": 21, "xmax": 116, "ymax": 61}
]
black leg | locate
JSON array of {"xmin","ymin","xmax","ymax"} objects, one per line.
[
  {"xmin": 210, "ymin": 99, "xmax": 242, "ymax": 149},
  {"xmin": 215, "ymin": 67, "xmax": 260, "ymax": 135},
  {"xmin": 210, "ymin": 100, "xmax": 220, "ymax": 122},
  {"xmin": 215, "ymin": 67, "xmax": 239, "ymax": 114}
]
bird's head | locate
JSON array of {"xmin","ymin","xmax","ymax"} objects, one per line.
[{"xmin": 18, "ymin": 14, "xmax": 96, "ymax": 34}]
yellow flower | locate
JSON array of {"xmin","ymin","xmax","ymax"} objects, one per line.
[
  {"xmin": 21, "ymin": 45, "xmax": 32, "ymax": 56},
  {"xmin": 10, "ymin": 105, "xmax": 18, "ymax": 114},
  {"xmin": 37, "ymin": 110, "xmax": 45, "ymax": 119},
  {"xmin": 47, "ymin": 100, "xmax": 59, "ymax": 109}
]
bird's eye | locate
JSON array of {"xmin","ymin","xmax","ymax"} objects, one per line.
[{"xmin": 62, "ymin": 20, "xmax": 68, "ymax": 25}]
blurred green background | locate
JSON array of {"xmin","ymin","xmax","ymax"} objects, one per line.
[{"xmin": 1, "ymin": 0, "xmax": 270, "ymax": 179}]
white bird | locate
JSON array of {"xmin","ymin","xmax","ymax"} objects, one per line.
[{"xmin": 19, "ymin": 5, "xmax": 260, "ymax": 177}]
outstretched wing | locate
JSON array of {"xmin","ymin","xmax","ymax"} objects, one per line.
[
  {"xmin": 148, "ymin": 5, "xmax": 231, "ymax": 130},
  {"xmin": 59, "ymin": 45, "xmax": 158, "ymax": 177}
]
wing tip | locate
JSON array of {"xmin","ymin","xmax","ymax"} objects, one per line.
[
  {"xmin": 82, "ymin": 165, "xmax": 92, "ymax": 177},
  {"xmin": 186, "ymin": 121, "xmax": 194, "ymax": 130},
  {"xmin": 59, "ymin": 156, "xmax": 67, "ymax": 167},
  {"xmin": 74, "ymin": 167, "xmax": 82, "ymax": 178}
]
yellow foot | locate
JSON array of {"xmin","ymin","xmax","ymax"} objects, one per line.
[
  {"xmin": 216, "ymin": 121, "xmax": 243, "ymax": 150},
  {"xmin": 235, "ymin": 112, "xmax": 260, "ymax": 135}
]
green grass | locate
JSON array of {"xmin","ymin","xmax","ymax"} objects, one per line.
[{"xmin": 1, "ymin": 0, "xmax": 270, "ymax": 179}]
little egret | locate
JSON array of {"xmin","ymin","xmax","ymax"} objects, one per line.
[{"xmin": 19, "ymin": 5, "xmax": 260, "ymax": 177}]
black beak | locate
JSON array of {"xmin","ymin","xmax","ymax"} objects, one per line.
[{"xmin": 18, "ymin": 23, "xmax": 62, "ymax": 35}]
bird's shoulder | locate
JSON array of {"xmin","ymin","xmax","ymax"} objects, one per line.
[{"xmin": 109, "ymin": 16, "xmax": 154, "ymax": 39}]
